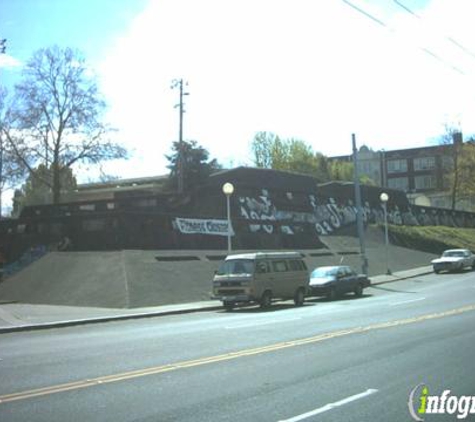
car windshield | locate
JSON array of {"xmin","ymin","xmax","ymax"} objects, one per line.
[
  {"xmin": 443, "ymin": 251, "xmax": 466, "ymax": 257},
  {"xmin": 217, "ymin": 259, "xmax": 254, "ymax": 276},
  {"xmin": 311, "ymin": 267, "xmax": 338, "ymax": 278}
]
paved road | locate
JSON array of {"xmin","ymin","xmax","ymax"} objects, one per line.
[{"xmin": 1, "ymin": 270, "xmax": 474, "ymax": 421}]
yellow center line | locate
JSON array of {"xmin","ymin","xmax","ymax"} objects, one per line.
[{"xmin": 1, "ymin": 303, "xmax": 475, "ymax": 405}]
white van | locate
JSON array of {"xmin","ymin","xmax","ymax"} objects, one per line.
[{"xmin": 212, "ymin": 252, "xmax": 309, "ymax": 310}]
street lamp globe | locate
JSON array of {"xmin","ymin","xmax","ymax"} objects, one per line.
[{"xmin": 222, "ymin": 182, "xmax": 234, "ymax": 196}]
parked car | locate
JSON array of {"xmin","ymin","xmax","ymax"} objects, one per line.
[
  {"xmin": 212, "ymin": 251, "xmax": 309, "ymax": 310},
  {"xmin": 309, "ymin": 265, "xmax": 371, "ymax": 300},
  {"xmin": 308, "ymin": 265, "xmax": 370, "ymax": 300},
  {"xmin": 431, "ymin": 249, "xmax": 475, "ymax": 274}
]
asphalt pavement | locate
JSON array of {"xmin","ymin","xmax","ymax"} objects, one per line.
[
  {"xmin": 0, "ymin": 266, "xmax": 433, "ymax": 333},
  {"xmin": 1, "ymin": 266, "xmax": 474, "ymax": 422}
]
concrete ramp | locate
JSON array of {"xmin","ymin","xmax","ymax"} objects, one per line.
[
  {"xmin": 0, "ymin": 252, "xmax": 128, "ymax": 308},
  {"xmin": 0, "ymin": 250, "xmax": 220, "ymax": 309}
]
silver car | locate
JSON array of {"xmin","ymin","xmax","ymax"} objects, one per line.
[{"xmin": 431, "ymin": 249, "xmax": 475, "ymax": 274}]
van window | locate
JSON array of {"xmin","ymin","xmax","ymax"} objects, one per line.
[
  {"xmin": 289, "ymin": 259, "xmax": 305, "ymax": 271},
  {"xmin": 272, "ymin": 260, "xmax": 288, "ymax": 272},
  {"xmin": 217, "ymin": 259, "xmax": 254, "ymax": 275},
  {"xmin": 256, "ymin": 260, "xmax": 270, "ymax": 274}
]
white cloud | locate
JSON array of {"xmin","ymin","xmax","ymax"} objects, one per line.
[{"xmin": 0, "ymin": 54, "xmax": 22, "ymax": 69}]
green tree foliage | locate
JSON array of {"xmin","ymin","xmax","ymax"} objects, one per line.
[
  {"xmin": 166, "ymin": 140, "xmax": 221, "ymax": 192},
  {"xmin": 250, "ymin": 131, "xmax": 377, "ymax": 185},
  {"xmin": 12, "ymin": 164, "xmax": 77, "ymax": 215},
  {"xmin": 251, "ymin": 132, "xmax": 331, "ymax": 182},
  {"xmin": 439, "ymin": 128, "xmax": 475, "ymax": 209},
  {"xmin": 327, "ymin": 160, "xmax": 353, "ymax": 182},
  {"xmin": 251, "ymin": 131, "xmax": 276, "ymax": 168},
  {"xmin": 452, "ymin": 140, "xmax": 475, "ymax": 205},
  {"xmin": 3, "ymin": 46, "xmax": 127, "ymax": 205}
]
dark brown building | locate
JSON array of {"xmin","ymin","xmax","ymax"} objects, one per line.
[{"xmin": 331, "ymin": 133, "xmax": 475, "ymax": 211}]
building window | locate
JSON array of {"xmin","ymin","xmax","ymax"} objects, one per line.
[
  {"xmin": 414, "ymin": 156, "xmax": 435, "ymax": 171},
  {"xmin": 272, "ymin": 260, "xmax": 288, "ymax": 272},
  {"xmin": 387, "ymin": 177, "xmax": 409, "ymax": 191},
  {"xmin": 415, "ymin": 175, "xmax": 437, "ymax": 190},
  {"xmin": 387, "ymin": 159, "xmax": 407, "ymax": 173},
  {"xmin": 442, "ymin": 155, "xmax": 454, "ymax": 170}
]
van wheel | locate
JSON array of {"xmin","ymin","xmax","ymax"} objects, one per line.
[
  {"xmin": 260, "ymin": 290, "xmax": 272, "ymax": 309},
  {"xmin": 223, "ymin": 301, "xmax": 234, "ymax": 311},
  {"xmin": 294, "ymin": 288, "xmax": 305, "ymax": 307},
  {"xmin": 354, "ymin": 284, "xmax": 363, "ymax": 298}
]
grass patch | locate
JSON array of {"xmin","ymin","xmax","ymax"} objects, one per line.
[{"xmin": 379, "ymin": 224, "xmax": 475, "ymax": 255}]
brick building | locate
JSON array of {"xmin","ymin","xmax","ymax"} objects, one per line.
[{"xmin": 331, "ymin": 133, "xmax": 475, "ymax": 212}]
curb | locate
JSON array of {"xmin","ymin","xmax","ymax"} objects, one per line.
[
  {"xmin": 0, "ymin": 268, "xmax": 433, "ymax": 334},
  {"xmin": 370, "ymin": 269, "xmax": 434, "ymax": 286},
  {"xmin": 0, "ymin": 304, "xmax": 224, "ymax": 334}
]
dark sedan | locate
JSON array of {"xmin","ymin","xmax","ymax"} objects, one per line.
[{"xmin": 308, "ymin": 265, "xmax": 370, "ymax": 300}]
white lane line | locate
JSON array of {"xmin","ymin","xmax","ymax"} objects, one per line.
[
  {"xmin": 390, "ymin": 297, "xmax": 426, "ymax": 306},
  {"xmin": 278, "ymin": 389, "xmax": 379, "ymax": 422},
  {"xmin": 225, "ymin": 317, "xmax": 301, "ymax": 329}
]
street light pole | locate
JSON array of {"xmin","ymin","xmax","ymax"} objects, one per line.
[
  {"xmin": 222, "ymin": 182, "xmax": 234, "ymax": 253},
  {"xmin": 380, "ymin": 192, "xmax": 391, "ymax": 275},
  {"xmin": 352, "ymin": 134, "xmax": 368, "ymax": 275}
]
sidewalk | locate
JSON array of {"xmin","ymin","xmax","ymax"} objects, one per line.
[{"xmin": 0, "ymin": 266, "xmax": 433, "ymax": 334}]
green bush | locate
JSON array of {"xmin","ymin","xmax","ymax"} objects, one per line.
[{"xmin": 375, "ymin": 224, "xmax": 475, "ymax": 255}]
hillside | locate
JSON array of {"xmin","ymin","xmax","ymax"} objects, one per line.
[{"xmin": 387, "ymin": 225, "xmax": 475, "ymax": 254}]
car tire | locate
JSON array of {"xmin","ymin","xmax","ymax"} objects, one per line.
[
  {"xmin": 327, "ymin": 287, "xmax": 337, "ymax": 301},
  {"xmin": 433, "ymin": 267, "xmax": 440, "ymax": 274},
  {"xmin": 354, "ymin": 283, "xmax": 363, "ymax": 298},
  {"xmin": 223, "ymin": 301, "xmax": 235, "ymax": 311},
  {"xmin": 260, "ymin": 290, "xmax": 272, "ymax": 309},
  {"xmin": 294, "ymin": 288, "xmax": 305, "ymax": 307}
]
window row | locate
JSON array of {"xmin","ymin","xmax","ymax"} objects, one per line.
[{"xmin": 387, "ymin": 175, "xmax": 438, "ymax": 191}]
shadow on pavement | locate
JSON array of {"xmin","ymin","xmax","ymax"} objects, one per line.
[{"xmin": 370, "ymin": 285, "xmax": 418, "ymax": 294}]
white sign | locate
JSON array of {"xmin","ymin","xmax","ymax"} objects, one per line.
[{"xmin": 174, "ymin": 218, "xmax": 234, "ymax": 236}]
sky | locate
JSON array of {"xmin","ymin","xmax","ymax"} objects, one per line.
[{"xmin": 2, "ymin": 0, "xmax": 475, "ymax": 191}]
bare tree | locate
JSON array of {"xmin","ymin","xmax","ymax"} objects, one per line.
[
  {"xmin": 0, "ymin": 88, "xmax": 25, "ymax": 216},
  {"xmin": 3, "ymin": 46, "xmax": 127, "ymax": 204}
]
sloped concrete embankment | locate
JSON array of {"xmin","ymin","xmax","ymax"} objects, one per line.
[
  {"xmin": 0, "ymin": 227, "xmax": 438, "ymax": 309},
  {"xmin": 0, "ymin": 251, "xmax": 223, "ymax": 308}
]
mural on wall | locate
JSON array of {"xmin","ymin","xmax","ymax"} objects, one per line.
[{"xmin": 235, "ymin": 188, "xmax": 475, "ymax": 239}]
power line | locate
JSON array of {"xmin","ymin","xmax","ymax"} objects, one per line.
[
  {"xmin": 341, "ymin": 0, "xmax": 465, "ymax": 75},
  {"xmin": 393, "ymin": 0, "xmax": 475, "ymax": 62},
  {"xmin": 341, "ymin": 0, "xmax": 387, "ymax": 28},
  {"xmin": 393, "ymin": 0, "xmax": 420, "ymax": 18}
]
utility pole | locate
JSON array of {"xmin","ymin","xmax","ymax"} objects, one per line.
[
  {"xmin": 171, "ymin": 79, "xmax": 188, "ymax": 194},
  {"xmin": 352, "ymin": 133, "xmax": 368, "ymax": 275},
  {"xmin": 0, "ymin": 38, "xmax": 7, "ymax": 218}
]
